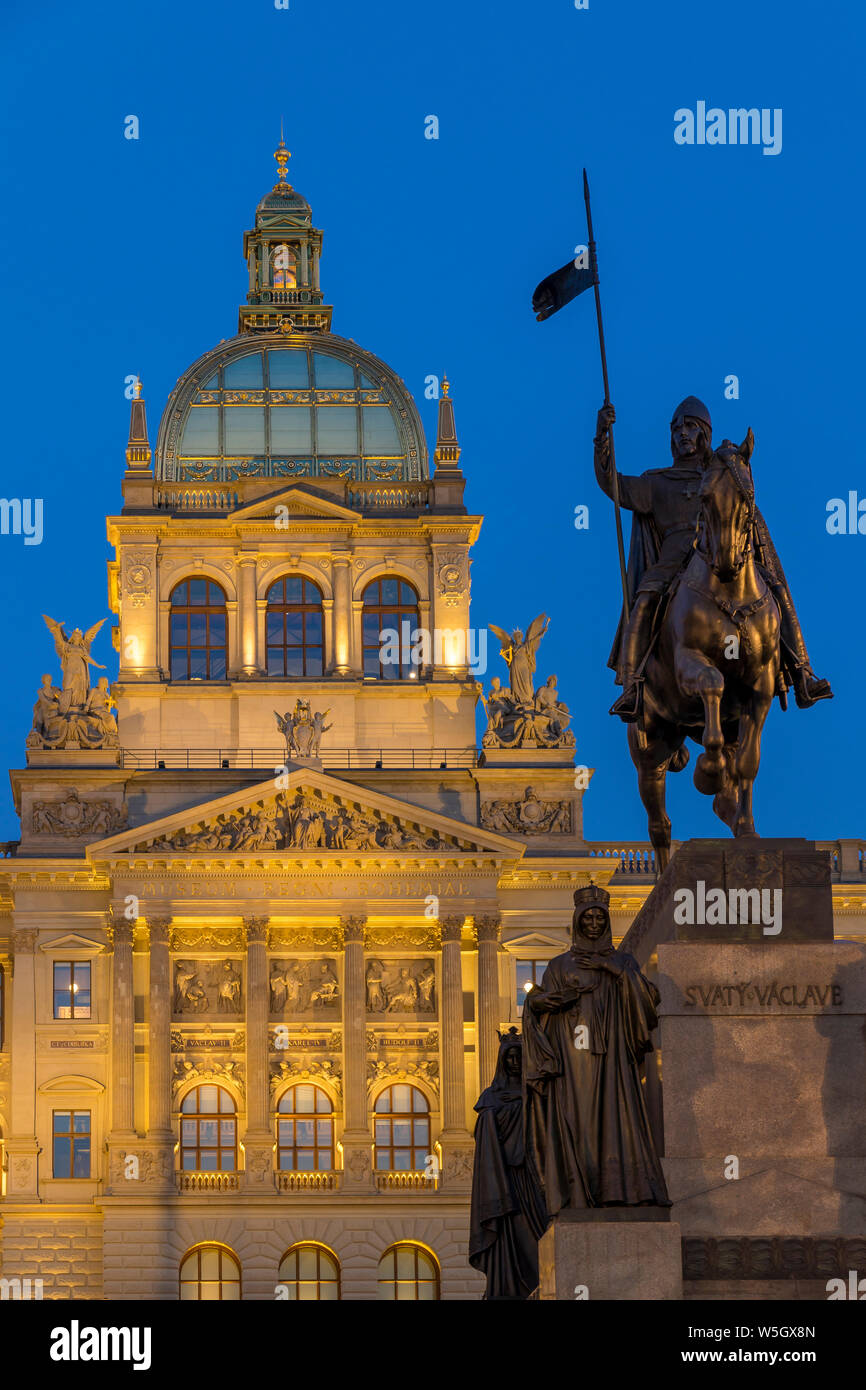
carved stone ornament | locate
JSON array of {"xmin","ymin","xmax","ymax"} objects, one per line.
[
  {"xmin": 172, "ymin": 1055, "xmax": 246, "ymax": 1098},
  {"xmin": 269, "ymin": 924, "xmax": 344, "ymax": 951},
  {"xmin": 269, "ymin": 1056, "xmax": 343, "ymax": 1095},
  {"xmin": 135, "ymin": 788, "xmax": 472, "ymax": 855},
  {"xmin": 275, "ymin": 698, "xmax": 332, "ymax": 759},
  {"xmin": 31, "ymin": 791, "xmax": 127, "ymax": 838},
  {"xmin": 365, "ymin": 958, "xmax": 437, "ymax": 1016},
  {"xmin": 364, "ymin": 924, "xmax": 440, "ymax": 951},
  {"xmin": 366, "ymin": 1056, "xmax": 439, "ymax": 1094},
  {"xmin": 123, "ymin": 554, "xmax": 153, "ymax": 597},
  {"xmin": 480, "ymin": 787, "xmax": 572, "ymax": 836},
  {"xmin": 110, "ymin": 1148, "xmax": 173, "ymax": 1185},
  {"xmin": 170, "ymin": 926, "xmax": 245, "ymax": 953},
  {"xmin": 436, "ymin": 551, "xmax": 468, "ymax": 609}
]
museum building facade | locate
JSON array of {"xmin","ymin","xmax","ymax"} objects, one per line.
[{"xmin": 0, "ymin": 145, "xmax": 863, "ymax": 1300}]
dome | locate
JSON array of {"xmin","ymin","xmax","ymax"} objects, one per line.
[{"xmin": 155, "ymin": 331, "xmax": 428, "ymax": 485}]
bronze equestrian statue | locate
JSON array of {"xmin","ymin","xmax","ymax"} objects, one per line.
[{"xmin": 594, "ymin": 398, "xmax": 832, "ymax": 868}]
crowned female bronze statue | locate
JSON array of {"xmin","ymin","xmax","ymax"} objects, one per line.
[
  {"xmin": 522, "ymin": 885, "xmax": 670, "ymax": 1211},
  {"xmin": 469, "ymin": 1030, "xmax": 547, "ymax": 1299}
]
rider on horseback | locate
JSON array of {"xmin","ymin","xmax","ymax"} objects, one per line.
[{"xmin": 594, "ymin": 396, "xmax": 832, "ymax": 722}]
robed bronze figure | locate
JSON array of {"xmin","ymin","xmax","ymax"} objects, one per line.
[
  {"xmin": 523, "ymin": 886, "xmax": 669, "ymax": 1212},
  {"xmin": 469, "ymin": 1030, "xmax": 547, "ymax": 1299},
  {"xmin": 594, "ymin": 399, "xmax": 832, "ymax": 868}
]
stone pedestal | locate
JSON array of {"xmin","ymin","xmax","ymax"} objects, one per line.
[{"xmin": 538, "ymin": 1213, "xmax": 683, "ymax": 1301}]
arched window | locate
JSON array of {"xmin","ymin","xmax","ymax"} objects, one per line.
[
  {"xmin": 170, "ymin": 578, "xmax": 227, "ymax": 680},
  {"xmin": 272, "ymin": 243, "xmax": 297, "ymax": 289},
  {"xmin": 180, "ymin": 1085, "xmax": 237, "ymax": 1172},
  {"xmin": 362, "ymin": 578, "xmax": 420, "ymax": 679},
  {"xmin": 266, "ymin": 575, "xmax": 324, "ymax": 676},
  {"xmin": 377, "ymin": 1243, "xmax": 440, "ymax": 1301},
  {"xmin": 276, "ymin": 1084, "xmax": 334, "ymax": 1171},
  {"xmin": 373, "ymin": 1084, "xmax": 430, "ymax": 1172},
  {"xmin": 179, "ymin": 1244, "xmax": 241, "ymax": 1301},
  {"xmin": 278, "ymin": 1243, "xmax": 340, "ymax": 1301}
]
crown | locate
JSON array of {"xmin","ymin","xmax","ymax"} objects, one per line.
[
  {"xmin": 497, "ymin": 1026, "xmax": 521, "ymax": 1043},
  {"xmin": 573, "ymin": 884, "xmax": 610, "ymax": 911}
]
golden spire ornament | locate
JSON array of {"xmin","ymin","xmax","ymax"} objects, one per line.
[{"xmin": 273, "ymin": 123, "xmax": 292, "ymax": 189}]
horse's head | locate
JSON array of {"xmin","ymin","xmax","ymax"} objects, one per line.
[{"xmin": 698, "ymin": 429, "xmax": 756, "ymax": 581}]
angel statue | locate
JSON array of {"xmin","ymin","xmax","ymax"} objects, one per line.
[
  {"xmin": 42, "ymin": 615, "xmax": 106, "ymax": 710},
  {"xmin": 489, "ymin": 615, "xmax": 549, "ymax": 705}
]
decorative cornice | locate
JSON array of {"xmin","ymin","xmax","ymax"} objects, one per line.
[
  {"xmin": 364, "ymin": 924, "xmax": 440, "ymax": 950},
  {"xmin": 269, "ymin": 923, "xmax": 344, "ymax": 951},
  {"xmin": 169, "ymin": 925, "xmax": 244, "ymax": 953}
]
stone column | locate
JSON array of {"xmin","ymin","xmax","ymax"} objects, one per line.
[
  {"xmin": 110, "ymin": 915, "xmax": 136, "ymax": 1134},
  {"xmin": 238, "ymin": 555, "xmax": 258, "ymax": 676},
  {"xmin": 438, "ymin": 914, "xmax": 474, "ymax": 1191},
  {"xmin": 5, "ymin": 927, "xmax": 40, "ymax": 1200},
  {"xmin": 340, "ymin": 916, "xmax": 373, "ymax": 1190},
  {"xmin": 242, "ymin": 917, "xmax": 273, "ymax": 1189},
  {"xmin": 145, "ymin": 917, "xmax": 174, "ymax": 1188},
  {"xmin": 332, "ymin": 552, "xmax": 352, "ymax": 674},
  {"xmin": 475, "ymin": 914, "xmax": 502, "ymax": 1092}
]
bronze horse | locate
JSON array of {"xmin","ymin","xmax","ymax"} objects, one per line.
[{"xmin": 628, "ymin": 430, "xmax": 782, "ymax": 870}]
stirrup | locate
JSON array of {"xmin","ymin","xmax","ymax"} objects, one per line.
[
  {"xmin": 793, "ymin": 669, "xmax": 833, "ymax": 710},
  {"xmin": 610, "ymin": 682, "xmax": 642, "ymax": 723}
]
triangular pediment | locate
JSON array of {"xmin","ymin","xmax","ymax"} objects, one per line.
[
  {"xmin": 87, "ymin": 768, "xmax": 523, "ymax": 859},
  {"xmin": 232, "ymin": 483, "xmax": 360, "ymax": 523}
]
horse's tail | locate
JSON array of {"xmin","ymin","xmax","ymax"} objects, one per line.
[{"xmin": 668, "ymin": 745, "xmax": 690, "ymax": 773}]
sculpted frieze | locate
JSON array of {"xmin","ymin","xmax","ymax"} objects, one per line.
[
  {"xmin": 135, "ymin": 788, "xmax": 471, "ymax": 855},
  {"xmin": 270, "ymin": 1056, "xmax": 342, "ymax": 1095},
  {"xmin": 269, "ymin": 957, "xmax": 340, "ymax": 1017},
  {"xmin": 367, "ymin": 1057, "xmax": 439, "ymax": 1094},
  {"xmin": 172, "ymin": 1055, "xmax": 245, "ymax": 1098},
  {"xmin": 365, "ymin": 958, "xmax": 437, "ymax": 1016},
  {"xmin": 32, "ymin": 791, "xmax": 126, "ymax": 838},
  {"xmin": 173, "ymin": 958, "xmax": 243, "ymax": 1016}
]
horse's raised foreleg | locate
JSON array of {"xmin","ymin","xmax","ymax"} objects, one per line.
[{"xmin": 675, "ymin": 646, "xmax": 726, "ymax": 789}]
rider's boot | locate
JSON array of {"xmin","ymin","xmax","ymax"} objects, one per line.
[
  {"xmin": 771, "ymin": 581, "xmax": 834, "ymax": 709},
  {"xmin": 609, "ymin": 595, "xmax": 654, "ymax": 723}
]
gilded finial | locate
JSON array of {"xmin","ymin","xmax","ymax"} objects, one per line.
[
  {"xmin": 441, "ymin": 371, "xmax": 450, "ymax": 398},
  {"xmin": 133, "ymin": 377, "xmax": 143, "ymax": 400},
  {"xmin": 274, "ymin": 126, "xmax": 292, "ymax": 189}
]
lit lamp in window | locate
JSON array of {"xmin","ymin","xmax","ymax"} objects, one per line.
[{"xmin": 272, "ymin": 244, "xmax": 297, "ymax": 290}]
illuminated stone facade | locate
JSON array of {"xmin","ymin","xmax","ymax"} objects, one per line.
[{"xmin": 0, "ymin": 149, "xmax": 864, "ymax": 1301}]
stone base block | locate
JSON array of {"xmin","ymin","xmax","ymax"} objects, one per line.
[{"xmin": 538, "ymin": 1216, "xmax": 683, "ymax": 1301}]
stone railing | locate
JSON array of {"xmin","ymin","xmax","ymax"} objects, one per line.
[
  {"xmin": 156, "ymin": 488, "xmax": 241, "ymax": 512},
  {"xmin": 374, "ymin": 1171, "xmax": 439, "ymax": 1192},
  {"xmin": 119, "ymin": 746, "xmax": 477, "ymax": 771},
  {"xmin": 178, "ymin": 1171, "xmax": 239, "ymax": 1193},
  {"xmin": 276, "ymin": 1171, "xmax": 341, "ymax": 1193},
  {"xmin": 583, "ymin": 843, "xmax": 676, "ymax": 880},
  {"xmin": 345, "ymin": 482, "xmax": 431, "ymax": 512}
]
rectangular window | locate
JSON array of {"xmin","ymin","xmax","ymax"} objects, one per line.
[
  {"xmin": 269, "ymin": 405, "xmax": 312, "ymax": 453},
  {"xmin": 224, "ymin": 407, "xmax": 265, "ymax": 454},
  {"xmin": 268, "ymin": 349, "xmax": 309, "ymax": 388},
  {"xmin": 313, "ymin": 353, "xmax": 355, "ymax": 388},
  {"xmin": 362, "ymin": 407, "xmax": 401, "ymax": 455},
  {"xmin": 316, "ymin": 406, "xmax": 358, "ymax": 454},
  {"xmin": 53, "ymin": 961, "xmax": 91, "ymax": 1019},
  {"xmin": 179, "ymin": 407, "xmax": 219, "ymax": 456},
  {"xmin": 515, "ymin": 959, "xmax": 548, "ymax": 1009},
  {"xmin": 52, "ymin": 1110, "xmax": 91, "ymax": 1178}
]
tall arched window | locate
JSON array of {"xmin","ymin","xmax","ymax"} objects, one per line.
[
  {"xmin": 362, "ymin": 578, "xmax": 420, "ymax": 679},
  {"xmin": 266, "ymin": 575, "xmax": 324, "ymax": 676},
  {"xmin": 377, "ymin": 1243, "xmax": 440, "ymax": 1301},
  {"xmin": 180, "ymin": 1085, "xmax": 237, "ymax": 1171},
  {"xmin": 278, "ymin": 1244, "xmax": 340, "ymax": 1301},
  {"xmin": 276, "ymin": 1084, "xmax": 334, "ymax": 1171},
  {"xmin": 179, "ymin": 1244, "xmax": 241, "ymax": 1301},
  {"xmin": 272, "ymin": 243, "xmax": 297, "ymax": 289},
  {"xmin": 170, "ymin": 578, "xmax": 227, "ymax": 680},
  {"xmin": 373, "ymin": 1083, "xmax": 430, "ymax": 1172}
]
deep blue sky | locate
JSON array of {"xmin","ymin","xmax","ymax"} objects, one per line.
[{"xmin": 0, "ymin": 0, "xmax": 861, "ymax": 844}]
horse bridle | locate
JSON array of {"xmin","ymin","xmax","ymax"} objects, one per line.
[{"xmin": 694, "ymin": 449, "xmax": 756, "ymax": 577}]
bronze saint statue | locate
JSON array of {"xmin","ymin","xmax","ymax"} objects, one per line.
[
  {"xmin": 594, "ymin": 401, "xmax": 833, "ymax": 867},
  {"xmin": 522, "ymin": 885, "xmax": 669, "ymax": 1211},
  {"xmin": 469, "ymin": 1030, "xmax": 547, "ymax": 1299},
  {"xmin": 595, "ymin": 398, "xmax": 831, "ymax": 721}
]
